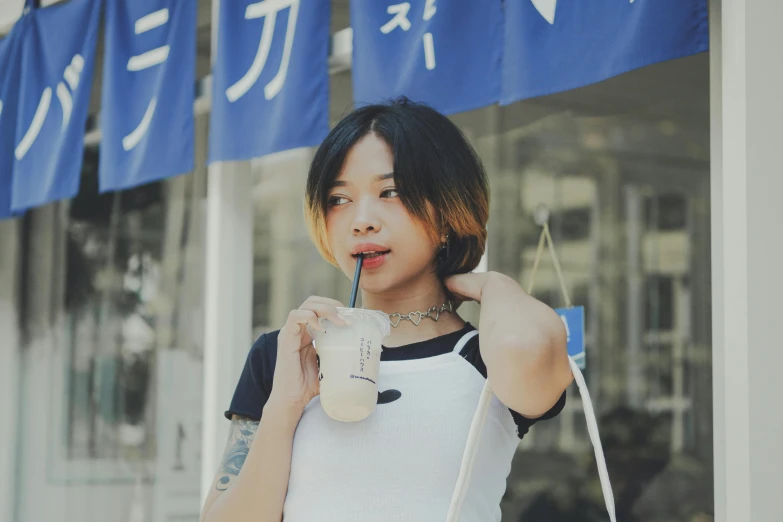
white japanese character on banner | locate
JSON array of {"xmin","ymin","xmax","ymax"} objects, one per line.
[
  {"xmin": 530, "ymin": 0, "xmax": 635, "ymax": 25},
  {"xmin": 226, "ymin": 0, "xmax": 300, "ymax": 103},
  {"xmin": 530, "ymin": 0, "xmax": 556, "ymax": 24},
  {"xmin": 0, "ymin": 100, "xmax": 3, "ymax": 119},
  {"xmin": 15, "ymin": 54, "xmax": 84, "ymax": 160},
  {"xmin": 381, "ymin": 0, "xmax": 437, "ymax": 70},
  {"xmin": 380, "ymin": 3, "xmax": 412, "ymax": 32},
  {"xmin": 123, "ymin": 8, "xmax": 171, "ymax": 151}
]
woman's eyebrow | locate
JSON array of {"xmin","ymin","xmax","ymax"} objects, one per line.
[{"xmin": 329, "ymin": 172, "xmax": 394, "ymax": 188}]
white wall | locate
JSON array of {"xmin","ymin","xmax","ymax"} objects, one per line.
[
  {"xmin": 0, "ymin": 218, "xmax": 21, "ymax": 522},
  {"xmin": 0, "ymin": 0, "xmax": 23, "ymax": 34},
  {"xmin": 0, "ymin": 0, "xmax": 68, "ymax": 34},
  {"xmin": 711, "ymin": 0, "xmax": 783, "ymax": 521}
]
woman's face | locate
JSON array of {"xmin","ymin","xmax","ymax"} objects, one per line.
[{"xmin": 325, "ymin": 133, "xmax": 442, "ymax": 294}]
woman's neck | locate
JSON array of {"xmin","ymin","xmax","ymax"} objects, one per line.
[{"xmin": 359, "ymin": 279, "xmax": 466, "ymax": 347}]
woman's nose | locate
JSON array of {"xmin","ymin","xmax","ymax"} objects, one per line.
[
  {"xmin": 353, "ymin": 222, "xmax": 376, "ymax": 234},
  {"xmin": 351, "ymin": 200, "xmax": 381, "ymax": 234},
  {"xmin": 352, "ymin": 217, "xmax": 379, "ymax": 234}
]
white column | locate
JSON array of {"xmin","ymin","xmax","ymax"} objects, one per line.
[
  {"xmin": 200, "ymin": 159, "xmax": 254, "ymax": 502},
  {"xmin": 0, "ymin": 0, "xmax": 24, "ymax": 35},
  {"xmin": 0, "ymin": 219, "xmax": 20, "ymax": 522},
  {"xmin": 624, "ymin": 185, "xmax": 645, "ymax": 408},
  {"xmin": 711, "ymin": 1, "xmax": 783, "ymax": 521},
  {"xmin": 199, "ymin": 0, "xmax": 254, "ymax": 504}
]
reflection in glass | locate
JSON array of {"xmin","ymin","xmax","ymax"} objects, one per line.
[
  {"xmin": 64, "ymin": 183, "xmax": 164, "ymax": 460},
  {"xmin": 477, "ymin": 64, "xmax": 713, "ymax": 521},
  {"xmin": 247, "ymin": 57, "xmax": 714, "ymax": 522},
  {"xmin": 37, "ymin": 141, "xmax": 208, "ymax": 519}
]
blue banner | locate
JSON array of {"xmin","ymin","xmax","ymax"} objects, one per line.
[
  {"xmin": 0, "ymin": 21, "xmax": 25, "ymax": 219},
  {"xmin": 501, "ymin": 0, "xmax": 709, "ymax": 104},
  {"xmin": 208, "ymin": 0, "xmax": 330, "ymax": 163},
  {"xmin": 555, "ymin": 306, "xmax": 585, "ymax": 369},
  {"xmin": 351, "ymin": 0, "xmax": 502, "ymax": 115},
  {"xmin": 10, "ymin": 0, "xmax": 101, "ymax": 211},
  {"xmin": 100, "ymin": 0, "xmax": 196, "ymax": 192}
]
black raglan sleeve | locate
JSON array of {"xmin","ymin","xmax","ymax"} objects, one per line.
[
  {"xmin": 224, "ymin": 331, "xmax": 280, "ymax": 421},
  {"xmin": 460, "ymin": 334, "xmax": 566, "ymax": 439}
]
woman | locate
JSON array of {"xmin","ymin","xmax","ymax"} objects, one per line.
[{"xmin": 200, "ymin": 98, "xmax": 574, "ymax": 522}]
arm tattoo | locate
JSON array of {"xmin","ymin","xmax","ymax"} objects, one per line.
[{"xmin": 215, "ymin": 416, "xmax": 259, "ymax": 491}]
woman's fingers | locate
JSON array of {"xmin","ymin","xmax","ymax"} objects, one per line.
[
  {"xmin": 303, "ymin": 343, "xmax": 320, "ymax": 387},
  {"xmin": 282, "ymin": 299, "xmax": 347, "ymax": 351},
  {"xmin": 284, "ymin": 310, "xmax": 323, "ymax": 340},
  {"xmin": 299, "ymin": 302, "xmax": 347, "ymax": 327}
]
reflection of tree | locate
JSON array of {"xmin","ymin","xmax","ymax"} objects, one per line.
[
  {"xmin": 120, "ymin": 349, "xmax": 152, "ymax": 426},
  {"xmin": 64, "ymin": 152, "xmax": 166, "ymax": 457},
  {"xmin": 493, "ymin": 92, "xmax": 713, "ymax": 522},
  {"xmin": 520, "ymin": 478, "xmax": 606, "ymax": 522},
  {"xmin": 516, "ymin": 407, "xmax": 713, "ymax": 522},
  {"xmin": 632, "ymin": 454, "xmax": 713, "ymax": 521},
  {"xmin": 65, "ymin": 232, "xmax": 98, "ymax": 313},
  {"xmin": 491, "ymin": 136, "xmax": 539, "ymax": 283}
]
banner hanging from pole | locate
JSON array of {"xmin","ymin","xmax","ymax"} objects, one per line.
[
  {"xmin": 350, "ymin": 0, "xmax": 503, "ymax": 115},
  {"xmin": 10, "ymin": 0, "xmax": 101, "ymax": 212},
  {"xmin": 0, "ymin": 20, "xmax": 25, "ymax": 219},
  {"xmin": 208, "ymin": 0, "xmax": 330, "ymax": 163},
  {"xmin": 100, "ymin": 0, "xmax": 196, "ymax": 192},
  {"xmin": 501, "ymin": 0, "xmax": 709, "ymax": 104},
  {"xmin": 0, "ymin": 0, "xmax": 714, "ymax": 217}
]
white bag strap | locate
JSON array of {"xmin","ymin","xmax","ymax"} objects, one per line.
[
  {"xmin": 568, "ymin": 356, "xmax": 617, "ymax": 522},
  {"xmin": 452, "ymin": 330, "xmax": 479, "ymax": 353},
  {"xmin": 445, "ymin": 356, "xmax": 617, "ymax": 522}
]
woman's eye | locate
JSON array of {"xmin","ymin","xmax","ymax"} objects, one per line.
[
  {"xmin": 328, "ymin": 196, "xmax": 349, "ymax": 206},
  {"xmin": 381, "ymin": 188, "xmax": 399, "ymax": 198}
]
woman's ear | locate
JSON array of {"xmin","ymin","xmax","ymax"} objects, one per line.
[{"xmin": 439, "ymin": 227, "xmax": 450, "ymax": 245}]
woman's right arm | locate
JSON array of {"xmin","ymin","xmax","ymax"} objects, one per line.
[
  {"xmin": 200, "ymin": 296, "xmax": 346, "ymax": 522},
  {"xmin": 200, "ymin": 403, "xmax": 302, "ymax": 522}
]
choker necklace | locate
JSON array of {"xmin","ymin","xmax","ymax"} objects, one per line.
[{"xmin": 388, "ymin": 300, "xmax": 454, "ymax": 328}]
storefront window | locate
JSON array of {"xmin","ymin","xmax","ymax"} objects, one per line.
[
  {"xmin": 15, "ymin": 112, "xmax": 208, "ymax": 520},
  {"xmin": 461, "ymin": 55, "xmax": 713, "ymax": 521},
  {"xmin": 63, "ymin": 152, "xmax": 167, "ymax": 461},
  {"xmin": 251, "ymin": 147, "xmax": 350, "ymax": 334},
  {"xmin": 250, "ymin": 51, "xmax": 712, "ymax": 521},
  {"xmin": 4, "ymin": 0, "xmax": 713, "ymax": 520}
]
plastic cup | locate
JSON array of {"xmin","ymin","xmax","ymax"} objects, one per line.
[{"xmin": 308, "ymin": 308, "xmax": 391, "ymax": 422}]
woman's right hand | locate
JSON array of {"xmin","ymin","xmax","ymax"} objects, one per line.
[{"xmin": 268, "ymin": 296, "xmax": 347, "ymax": 415}]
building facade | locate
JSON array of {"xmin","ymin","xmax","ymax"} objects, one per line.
[{"xmin": 0, "ymin": 1, "xmax": 780, "ymax": 521}]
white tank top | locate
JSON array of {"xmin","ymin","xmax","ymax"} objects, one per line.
[{"xmin": 283, "ymin": 331, "xmax": 615, "ymax": 522}]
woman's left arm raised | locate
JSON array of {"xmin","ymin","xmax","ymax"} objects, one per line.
[{"xmin": 445, "ymin": 271, "xmax": 573, "ymax": 418}]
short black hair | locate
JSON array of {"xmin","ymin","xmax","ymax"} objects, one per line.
[{"xmin": 304, "ymin": 97, "xmax": 489, "ymax": 280}]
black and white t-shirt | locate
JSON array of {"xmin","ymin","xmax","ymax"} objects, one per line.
[{"xmin": 226, "ymin": 324, "xmax": 566, "ymax": 522}]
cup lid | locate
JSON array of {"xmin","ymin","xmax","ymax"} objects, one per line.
[{"xmin": 336, "ymin": 307, "xmax": 391, "ymax": 339}]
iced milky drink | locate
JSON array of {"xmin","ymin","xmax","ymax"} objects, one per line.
[{"xmin": 309, "ymin": 308, "xmax": 391, "ymax": 422}]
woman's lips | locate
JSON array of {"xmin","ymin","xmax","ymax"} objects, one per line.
[{"xmin": 359, "ymin": 251, "xmax": 389, "ymax": 269}]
